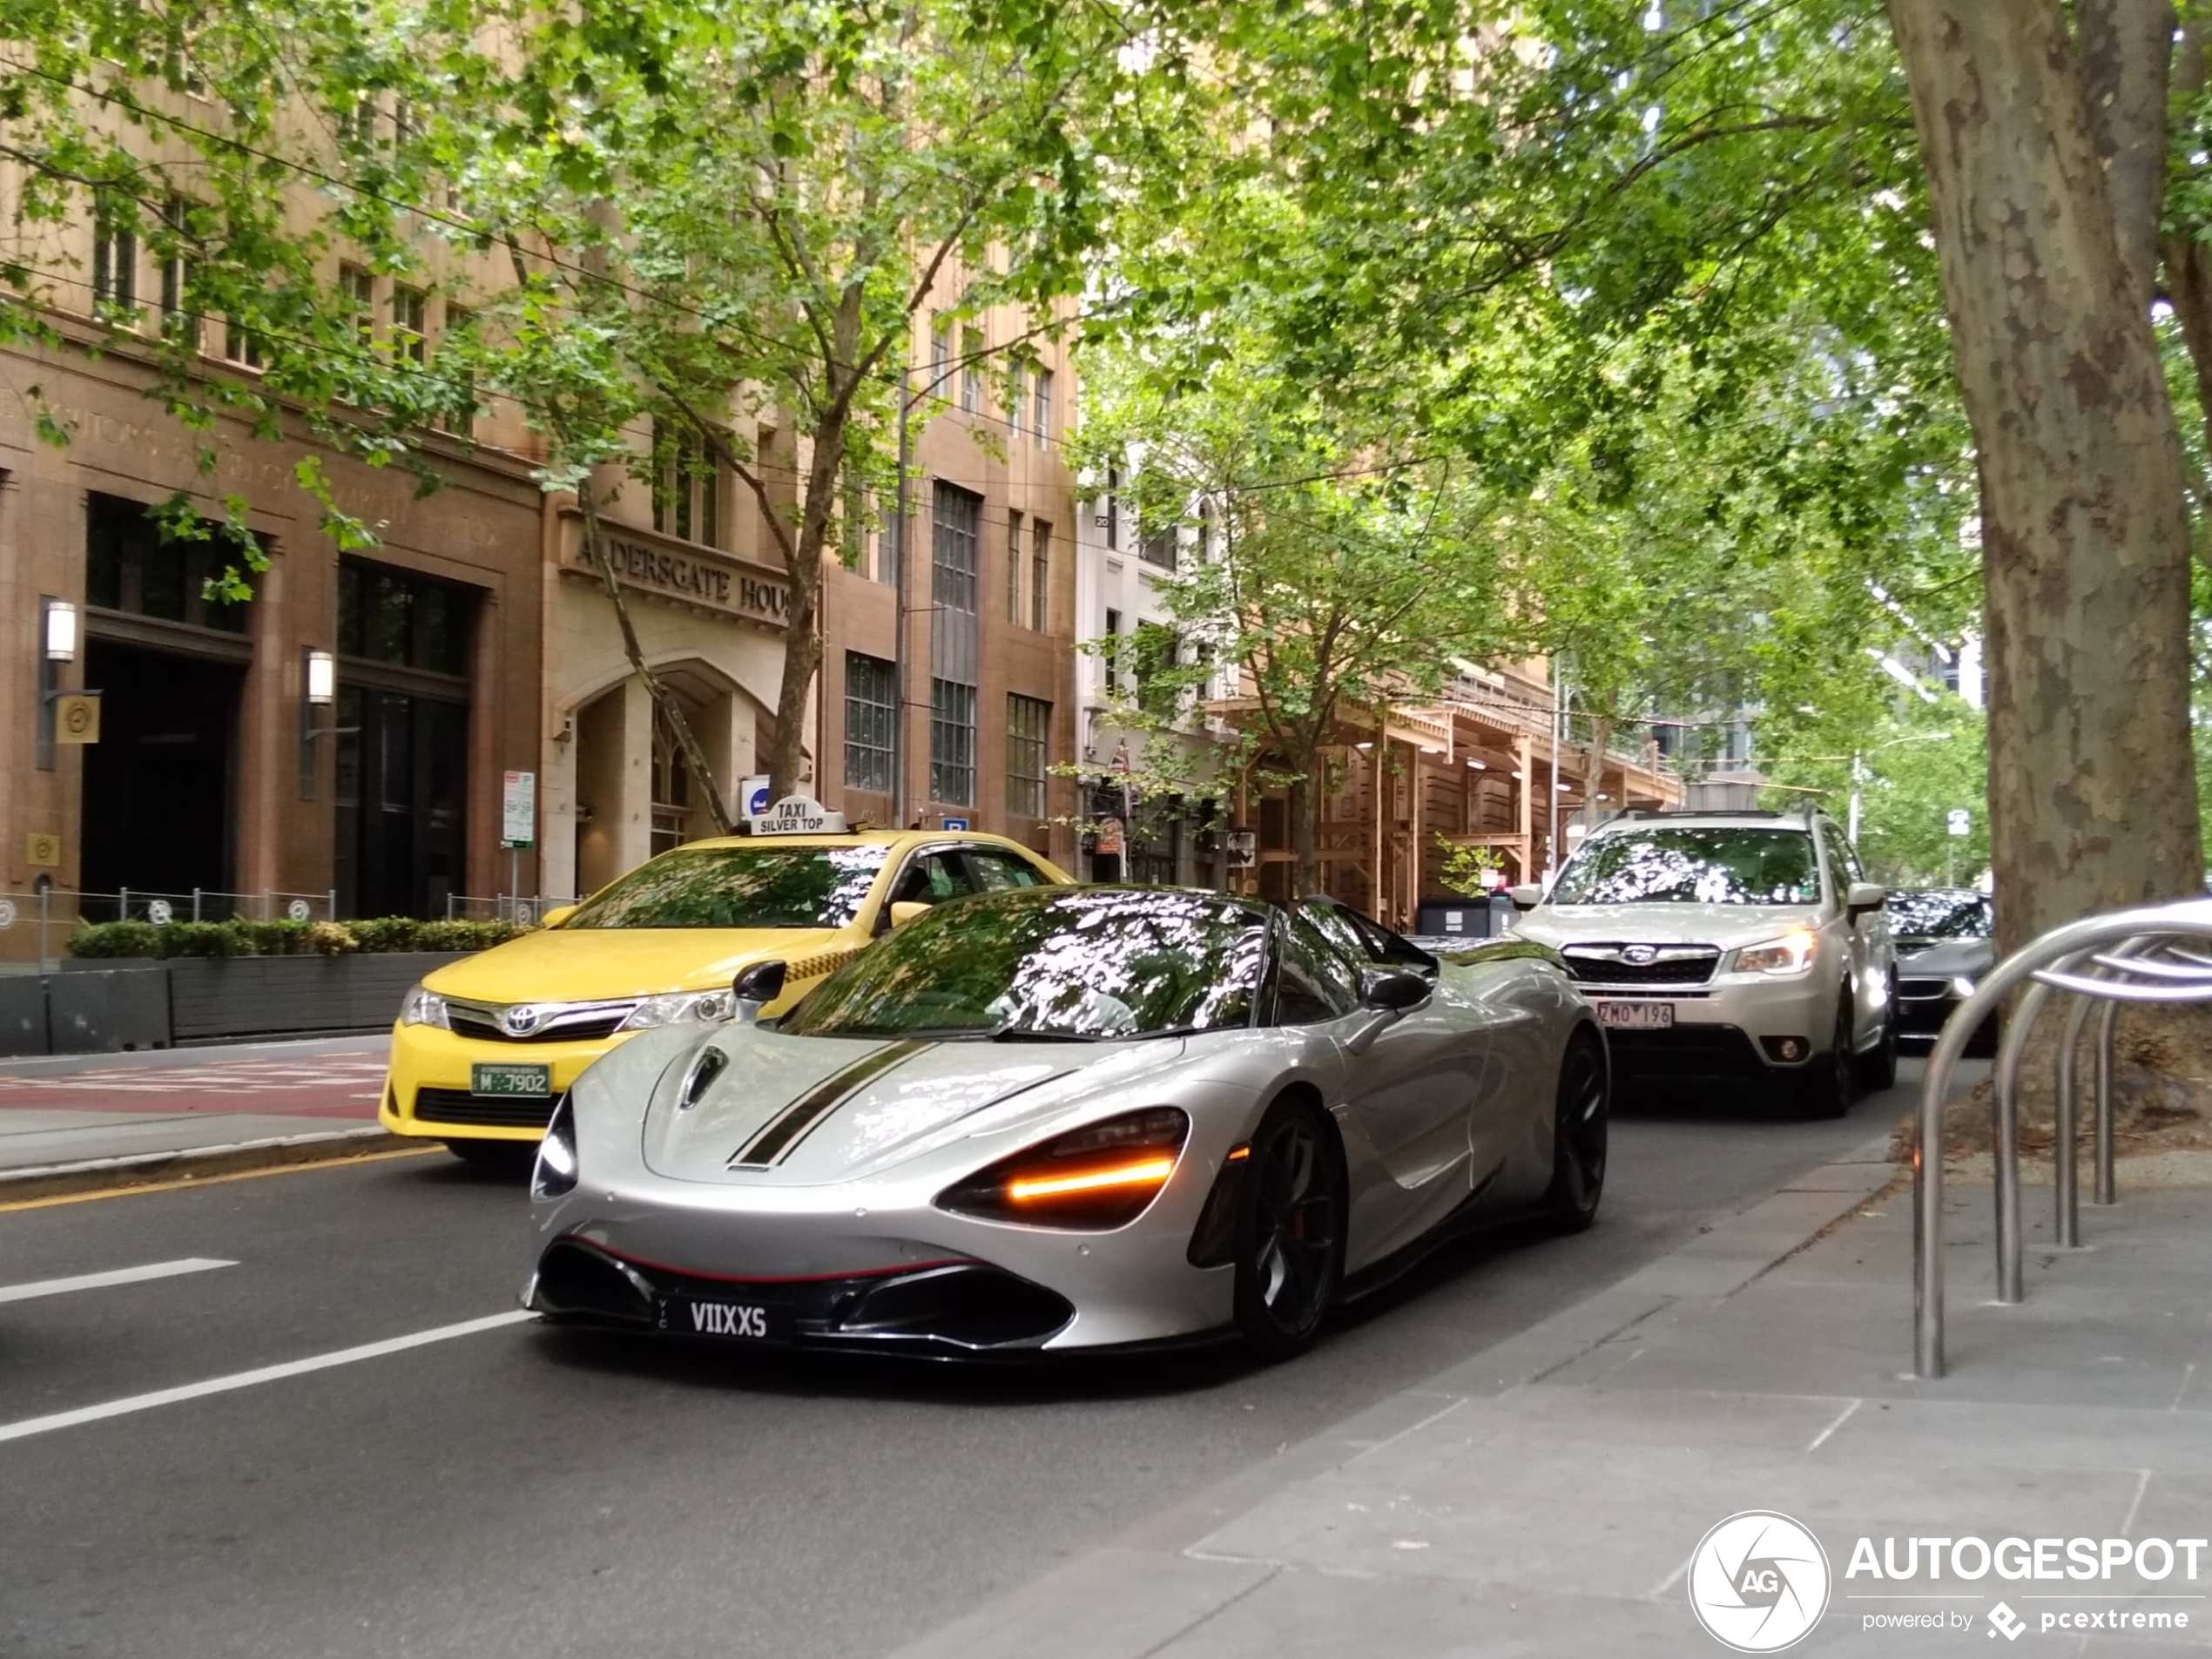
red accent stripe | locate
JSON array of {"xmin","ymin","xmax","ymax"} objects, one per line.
[{"xmin": 569, "ymin": 1237, "xmax": 974, "ymax": 1285}]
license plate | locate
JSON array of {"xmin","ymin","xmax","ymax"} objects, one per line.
[
  {"xmin": 470, "ymin": 1062, "xmax": 551, "ymax": 1096},
  {"xmin": 1595, "ymin": 1000, "xmax": 1675, "ymax": 1031},
  {"xmin": 657, "ymin": 1296, "xmax": 787, "ymax": 1343}
]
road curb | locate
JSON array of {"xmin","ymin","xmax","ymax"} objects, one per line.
[
  {"xmin": 887, "ymin": 1134, "xmax": 1900, "ymax": 1659},
  {"xmin": 0, "ymin": 1125, "xmax": 424, "ymax": 1204}
]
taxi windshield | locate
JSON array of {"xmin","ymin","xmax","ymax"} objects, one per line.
[
  {"xmin": 565, "ymin": 844, "xmax": 887, "ymax": 929},
  {"xmin": 780, "ymin": 887, "xmax": 1265, "ymax": 1040}
]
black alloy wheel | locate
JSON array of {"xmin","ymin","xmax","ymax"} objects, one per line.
[
  {"xmin": 1231, "ymin": 1096, "xmax": 1346, "ymax": 1361},
  {"xmin": 1791, "ymin": 998, "xmax": 1855, "ymax": 1119},
  {"xmin": 1543, "ymin": 1028, "xmax": 1610, "ymax": 1231},
  {"xmin": 1853, "ymin": 977, "xmax": 1900, "ymax": 1091}
]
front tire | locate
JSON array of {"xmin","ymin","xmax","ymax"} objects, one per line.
[
  {"xmin": 1231, "ymin": 1096, "xmax": 1346, "ymax": 1363},
  {"xmin": 1543, "ymin": 1027, "xmax": 1609, "ymax": 1231},
  {"xmin": 1791, "ymin": 999, "xmax": 1855, "ymax": 1119}
]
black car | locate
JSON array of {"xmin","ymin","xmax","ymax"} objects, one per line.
[{"xmin": 1888, "ymin": 888, "xmax": 1997, "ymax": 1053}]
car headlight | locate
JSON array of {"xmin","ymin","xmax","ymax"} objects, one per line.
[
  {"xmin": 1949, "ymin": 975, "xmax": 1978, "ymax": 999},
  {"xmin": 617, "ymin": 989, "xmax": 737, "ymax": 1031},
  {"xmin": 399, "ymin": 983, "xmax": 449, "ymax": 1029},
  {"xmin": 1735, "ymin": 930, "xmax": 1818, "ymax": 976},
  {"xmin": 934, "ymin": 1108, "xmax": 1190, "ymax": 1231},
  {"xmin": 532, "ymin": 1096, "xmax": 578, "ymax": 1199}
]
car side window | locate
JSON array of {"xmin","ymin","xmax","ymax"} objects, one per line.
[
  {"xmin": 1270, "ymin": 916, "xmax": 1362, "ymax": 1025},
  {"xmin": 1814, "ymin": 822, "xmax": 1850, "ymax": 904},
  {"xmin": 888, "ymin": 849, "xmax": 974, "ymax": 908},
  {"xmin": 965, "ymin": 850, "xmax": 1046, "ymax": 893}
]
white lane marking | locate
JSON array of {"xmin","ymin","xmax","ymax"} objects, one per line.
[
  {"xmin": 0, "ymin": 1310, "xmax": 531, "ymax": 1445},
  {"xmin": 0, "ymin": 1258, "xmax": 237, "ymax": 1305}
]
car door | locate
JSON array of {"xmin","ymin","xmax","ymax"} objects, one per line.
[
  {"xmin": 878, "ymin": 843, "xmax": 981, "ymax": 930},
  {"xmin": 1276, "ymin": 914, "xmax": 1473, "ymax": 1259},
  {"xmin": 1817, "ymin": 819, "xmax": 1884, "ymax": 1042}
]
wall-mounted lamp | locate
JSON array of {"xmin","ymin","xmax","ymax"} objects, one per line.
[
  {"xmin": 305, "ymin": 648, "xmax": 336, "ymax": 707},
  {"xmin": 299, "ymin": 646, "xmax": 355, "ymax": 799},
  {"xmin": 44, "ymin": 598, "xmax": 78, "ymax": 664}
]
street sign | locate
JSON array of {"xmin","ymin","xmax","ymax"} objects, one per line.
[
  {"xmin": 1947, "ymin": 808, "xmax": 1972, "ymax": 838},
  {"xmin": 147, "ymin": 899, "xmax": 173, "ymax": 924},
  {"xmin": 752, "ymin": 795, "xmax": 848, "ymax": 835},
  {"xmin": 55, "ymin": 693, "xmax": 101, "ymax": 744},
  {"xmin": 0, "ymin": 900, "xmax": 16, "ymax": 930},
  {"xmin": 287, "ymin": 898, "xmax": 312, "ymax": 921},
  {"xmin": 25, "ymin": 833, "xmax": 60, "ymax": 867},
  {"xmin": 740, "ymin": 773, "xmax": 772, "ymax": 818},
  {"xmin": 502, "ymin": 770, "xmax": 536, "ymax": 849},
  {"xmin": 1225, "ymin": 828, "xmax": 1256, "ymax": 869},
  {"xmin": 941, "ymin": 816, "xmax": 969, "ymax": 832}
]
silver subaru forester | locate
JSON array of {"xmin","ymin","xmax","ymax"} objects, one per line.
[{"xmin": 1506, "ymin": 809, "xmax": 1898, "ymax": 1116}]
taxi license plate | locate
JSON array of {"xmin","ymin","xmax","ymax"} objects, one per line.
[
  {"xmin": 657, "ymin": 1296, "xmax": 787, "ymax": 1343},
  {"xmin": 1594, "ymin": 1000, "xmax": 1674, "ymax": 1032},
  {"xmin": 470, "ymin": 1062, "xmax": 551, "ymax": 1097}
]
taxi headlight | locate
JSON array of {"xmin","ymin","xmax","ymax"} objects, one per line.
[
  {"xmin": 618, "ymin": 989, "xmax": 737, "ymax": 1031},
  {"xmin": 399, "ymin": 983, "xmax": 450, "ymax": 1029},
  {"xmin": 1735, "ymin": 930, "xmax": 1817, "ymax": 976}
]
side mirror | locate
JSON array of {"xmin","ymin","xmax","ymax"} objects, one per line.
[
  {"xmin": 731, "ymin": 960, "xmax": 788, "ymax": 1021},
  {"xmin": 1847, "ymin": 880, "xmax": 1887, "ymax": 919},
  {"xmin": 1361, "ymin": 969, "xmax": 1430, "ymax": 1012},
  {"xmin": 889, "ymin": 900, "xmax": 930, "ymax": 928},
  {"xmin": 1507, "ymin": 883, "xmax": 1544, "ymax": 911},
  {"xmin": 538, "ymin": 904, "xmax": 577, "ymax": 929}
]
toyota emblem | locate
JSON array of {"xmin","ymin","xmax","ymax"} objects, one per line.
[
  {"xmin": 502, "ymin": 1005, "xmax": 544, "ymax": 1036},
  {"xmin": 1621, "ymin": 945, "xmax": 1657, "ymax": 965}
]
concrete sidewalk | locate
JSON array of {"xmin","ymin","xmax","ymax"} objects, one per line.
[
  {"xmin": 896, "ymin": 1149, "xmax": 2212, "ymax": 1658},
  {"xmin": 0, "ymin": 1035, "xmax": 395, "ymax": 1185}
]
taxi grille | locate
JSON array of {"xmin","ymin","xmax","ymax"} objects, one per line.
[
  {"xmin": 414, "ymin": 1088, "xmax": 563, "ymax": 1129},
  {"xmin": 445, "ymin": 1002, "xmax": 633, "ymax": 1043}
]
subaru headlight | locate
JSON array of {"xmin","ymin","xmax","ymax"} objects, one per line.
[
  {"xmin": 1949, "ymin": 975, "xmax": 1978, "ymax": 999},
  {"xmin": 1734, "ymin": 930, "xmax": 1817, "ymax": 976},
  {"xmin": 399, "ymin": 983, "xmax": 449, "ymax": 1029},
  {"xmin": 617, "ymin": 989, "xmax": 737, "ymax": 1031}
]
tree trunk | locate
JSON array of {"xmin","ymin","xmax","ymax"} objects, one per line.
[
  {"xmin": 1581, "ymin": 716, "xmax": 1614, "ymax": 834},
  {"xmin": 1291, "ymin": 766, "xmax": 1319, "ymax": 897},
  {"xmin": 1887, "ymin": 0, "xmax": 2205, "ymax": 954},
  {"xmin": 577, "ymin": 489, "xmax": 732, "ymax": 835}
]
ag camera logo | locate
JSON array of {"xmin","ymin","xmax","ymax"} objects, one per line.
[{"xmin": 1689, "ymin": 1510, "xmax": 1831, "ymax": 1652}]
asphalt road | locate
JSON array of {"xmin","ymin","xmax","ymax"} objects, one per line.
[{"xmin": 0, "ymin": 1063, "xmax": 1931, "ymax": 1659}]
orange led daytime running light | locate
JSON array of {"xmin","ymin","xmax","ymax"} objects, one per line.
[{"xmin": 1005, "ymin": 1157, "xmax": 1177, "ymax": 1203}]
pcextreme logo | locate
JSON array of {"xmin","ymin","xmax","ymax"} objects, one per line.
[{"xmin": 1688, "ymin": 1511, "xmax": 1832, "ymax": 1653}]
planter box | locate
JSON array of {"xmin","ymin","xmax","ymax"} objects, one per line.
[
  {"xmin": 165, "ymin": 952, "xmax": 470, "ymax": 1042},
  {"xmin": 48, "ymin": 969, "xmax": 172, "ymax": 1053}
]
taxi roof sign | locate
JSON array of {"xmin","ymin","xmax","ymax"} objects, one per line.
[{"xmin": 750, "ymin": 795, "xmax": 849, "ymax": 835}]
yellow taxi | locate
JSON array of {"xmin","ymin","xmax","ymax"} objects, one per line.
[{"xmin": 378, "ymin": 798, "xmax": 1069, "ymax": 1162}]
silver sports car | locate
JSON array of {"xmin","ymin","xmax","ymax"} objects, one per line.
[{"xmin": 524, "ymin": 887, "xmax": 1608, "ymax": 1360}]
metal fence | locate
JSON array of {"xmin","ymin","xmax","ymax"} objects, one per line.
[
  {"xmin": 1912, "ymin": 895, "xmax": 2212, "ymax": 1378},
  {"xmin": 442, "ymin": 894, "xmax": 581, "ymax": 925}
]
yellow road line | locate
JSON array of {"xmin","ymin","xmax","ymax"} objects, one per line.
[{"xmin": 0, "ymin": 1146, "xmax": 443, "ymax": 1214}]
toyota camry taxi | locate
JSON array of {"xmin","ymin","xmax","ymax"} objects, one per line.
[{"xmin": 379, "ymin": 798, "xmax": 1069, "ymax": 1162}]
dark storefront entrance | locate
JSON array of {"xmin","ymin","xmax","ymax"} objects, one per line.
[
  {"xmin": 333, "ymin": 559, "xmax": 474, "ymax": 919},
  {"xmin": 78, "ymin": 639, "xmax": 242, "ymax": 900}
]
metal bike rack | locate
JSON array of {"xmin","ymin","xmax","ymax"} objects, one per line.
[{"xmin": 1914, "ymin": 897, "xmax": 2212, "ymax": 1379}]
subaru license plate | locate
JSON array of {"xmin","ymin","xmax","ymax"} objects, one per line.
[
  {"xmin": 1594, "ymin": 1000, "xmax": 1674, "ymax": 1032},
  {"xmin": 470, "ymin": 1062, "xmax": 552, "ymax": 1096}
]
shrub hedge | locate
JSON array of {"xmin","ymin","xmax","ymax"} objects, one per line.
[{"xmin": 66, "ymin": 916, "xmax": 531, "ymax": 960}]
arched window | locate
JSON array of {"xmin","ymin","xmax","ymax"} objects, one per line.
[{"xmin": 651, "ymin": 711, "xmax": 694, "ymax": 855}]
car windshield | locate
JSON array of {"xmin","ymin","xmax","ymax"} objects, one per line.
[
  {"xmin": 780, "ymin": 887, "xmax": 1266, "ymax": 1040},
  {"xmin": 1550, "ymin": 828, "xmax": 1820, "ymax": 907},
  {"xmin": 564, "ymin": 845, "xmax": 887, "ymax": 929},
  {"xmin": 1888, "ymin": 890, "xmax": 1993, "ymax": 941}
]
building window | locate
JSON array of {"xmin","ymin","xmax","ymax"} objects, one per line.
[
  {"xmin": 1139, "ymin": 515, "xmax": 1177, "ymax": 571},
  {"xmin": 844, "ymin": 652, "xmax": 896, "ymax": 795},
  {"xmin": 390, "ymin": 284, "xmax": 427, "ymax": 365},
  {"xmin": 339, "ymin": 263, "xmax": 374, "ymax": 349},
  {"xmin": 930, "ymin": 678, "xmax": 975, "ymax": 806},
  {"xmin": 1007, "ymin": 694, "xmax": 1049, "ymax": 818},
  {"xmin": 1033, "ymin": 366, "xmax": 1054, "ymax": 445},
  {"xmin": 85, "ymin": 493, "xmax": 251, "ymax": 633},
  {"xmin": 92, "ymin": 199, "xmax": 137, "ymax": 318},
  {"xmin": 1104, "ymin": 466, "xmax": 1120, "ymax": 550},
  {"xmin": 439, "ymin": 304, "xmax": 476, "ymax": 433},
  {"xmin": 1007, "ymin": 509, "xmax": 1024, "ymax": 624},
  {"xmin": 932, "ymin": 482, "xmax": 980, "ymax": 615},
  {"xmin": 651, "ymin": 419, "xmax": 722, "ymax": 549},
  {"xmin": 960, "ymin": 327, "xmax": 983, "ymax": 414},
  {"xmin": 1008, "ymin": 361, "xmax": 1025, "ymax": 435},
  {"xmin": 1031, "ymin": 520, "xmax": 1050, "ymax": 633},
  {"xmin": 158, "ymin": 196, "xmax": 199, "ymax": 347},
  {"xmin": 223, "ymin": 316, "xmax": 264, "ymax": 369},
  {"xmin": 929, "ymin": 314, "xmax": 952, "ymax": 399},
  {"xmin": 336, "ymin": 558, "xmax": 474, "ymax": 675},
  {"xmin": 1103, "ymin": 607, "xmax": 1123, "ymax": 695},
  {"xmin": 651, "ymin": 711, "xmax": 694, "ymax": 856}
]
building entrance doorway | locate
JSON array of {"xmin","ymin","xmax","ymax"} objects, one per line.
[{"xmin": 78, "ymin": 638, "xmax": 242, "ymax": 901}]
